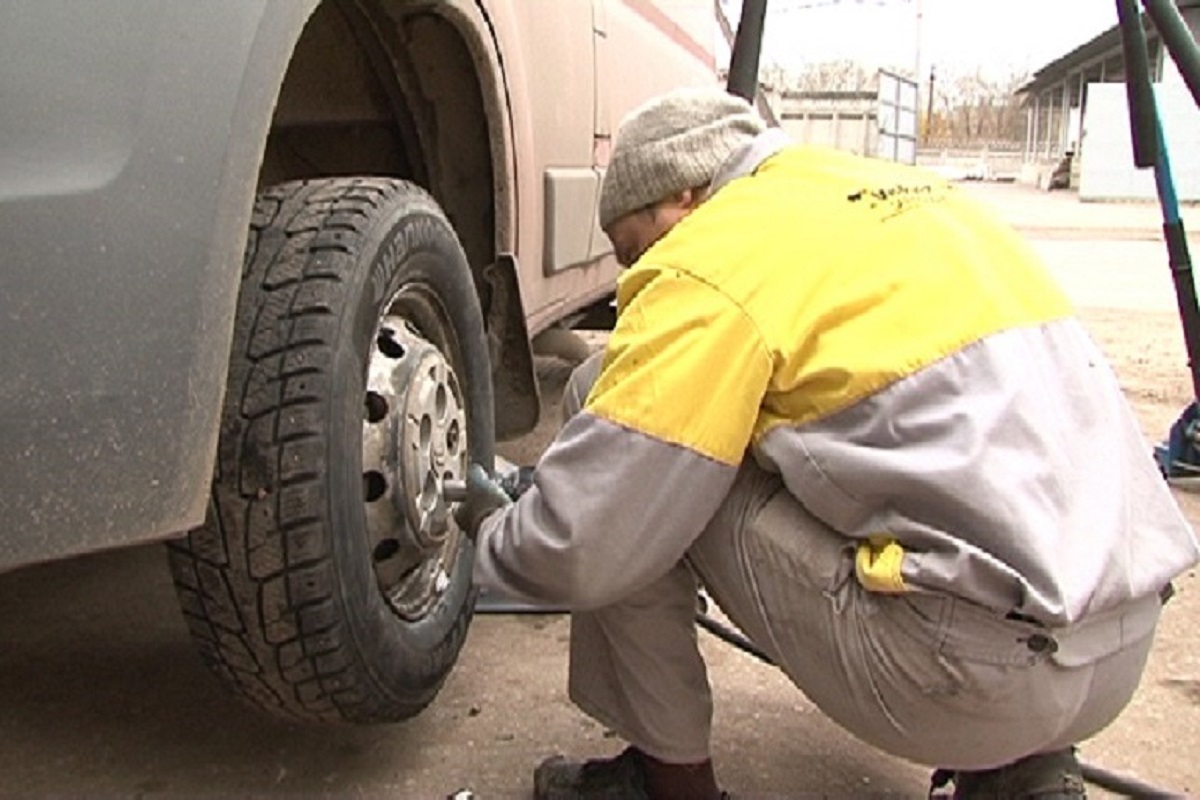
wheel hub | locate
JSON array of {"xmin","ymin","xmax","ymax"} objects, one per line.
[{"xmin": 362, "ymin": 316, "xmax": 467, "ymax": 619}]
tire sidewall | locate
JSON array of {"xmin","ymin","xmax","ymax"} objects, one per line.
[{"xmin": 328, "ymin": 185, "xmax": 491, "ymax": 703}]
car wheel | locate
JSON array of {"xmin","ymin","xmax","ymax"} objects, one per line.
[{"xmin": 168, "ymin": 177, "xmax": 494, "ymax": 723}]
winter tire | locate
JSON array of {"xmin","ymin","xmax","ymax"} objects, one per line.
[{"xmin": 168, "ymin": 177, "xmax": 494, "ymax": 723}]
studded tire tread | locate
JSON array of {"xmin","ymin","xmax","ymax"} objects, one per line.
[{"xmin": 167, "ymin": 177, "xmax": 489, "ymax": 724}]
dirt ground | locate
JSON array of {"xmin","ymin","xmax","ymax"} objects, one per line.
[{"xmin": 1, "ymin": 181, "xmax": 1198, "ymax": 798}]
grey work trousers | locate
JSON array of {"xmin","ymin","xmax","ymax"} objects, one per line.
[{"xmin": 561, "ymin": 353, "xmax": 1157, "ymax": 770}]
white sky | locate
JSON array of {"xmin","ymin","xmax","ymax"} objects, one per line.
[{"xmin": 719, "ymin": 0, "xmax": 1120, "ymax": 80}]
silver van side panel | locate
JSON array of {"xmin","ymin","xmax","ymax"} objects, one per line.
[{"xmin": 0, "ymin": 1, "xmax": 316, "ymax": 569}]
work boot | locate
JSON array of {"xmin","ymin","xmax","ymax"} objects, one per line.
[
  {"xmin": 533, "ymin": 746, "xmax": 725, "ymax": 800},
  {"xmin": 931, "ymin": 747, "xmax": 1087, "ymax": 799}
]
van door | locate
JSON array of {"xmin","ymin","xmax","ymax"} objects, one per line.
[
  {"xmin": 511, "ymin": 0, "xmax": 718, "ymax": 330},
  {"xmin": 514, "ymin": 0, "xmax": 603, "ymax": 271}
]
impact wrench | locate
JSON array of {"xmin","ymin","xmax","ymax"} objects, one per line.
[{"xmin": 442, "ymin": 466, "xmax": 533, "ymax": 506}]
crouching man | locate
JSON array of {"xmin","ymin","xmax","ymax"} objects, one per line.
[{"xmin": 457, "ymin": 87, "xmax": 1199, "ymax": 799}]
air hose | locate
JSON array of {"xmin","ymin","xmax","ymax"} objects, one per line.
[{"xmin": 695, "ymin": 610, "xmax": 1180, "ymax": 798}]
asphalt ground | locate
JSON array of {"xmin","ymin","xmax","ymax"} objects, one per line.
[{"xmin": 0, "ymin": 181, "xmax": 1197, "ymax": 798}]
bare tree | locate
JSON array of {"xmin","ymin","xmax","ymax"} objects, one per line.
[
  {"xmin": 928, "ymin": 66, "xmax": 1031, "ymax": 145},
  {"xmin": 767, "ymin": 59, "xmax": 875, "ymax": 92}
]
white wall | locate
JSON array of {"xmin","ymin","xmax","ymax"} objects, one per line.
[{"xmin": 1078, "ymin": 82, "xmax": 1200, "ymax": 201}]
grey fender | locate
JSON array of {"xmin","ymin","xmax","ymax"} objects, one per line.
[{"xmin": 0, "ymin": 1, "xmax": 320, "ymax": 570}]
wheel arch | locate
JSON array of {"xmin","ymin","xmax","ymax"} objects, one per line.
[
  {"xmin": 257, "ymin": 1, "xmax": 509, "ymax": 283},
  {"xmin": 250, "ymin": 0, "xmax": 536, "ymax": 440}
]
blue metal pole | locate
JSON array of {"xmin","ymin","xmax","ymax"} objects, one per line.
[{"xmin": 1150, "ymin": 119, "xmax": 1200, "ymax": 404}]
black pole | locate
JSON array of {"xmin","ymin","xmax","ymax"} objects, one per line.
[
  {"xmin": 1116, "ymin": 0, "xmax": 1159, "ymax": 168},
  {"xmin": 1163, "ymin": 196, "xmax": 1200, "ymax": 403},
  {"xmin": 1121, "ymin": 0, "xmax": 1200, "ymax": 403},
  {"xmin": 926, "ymin": 65, "xmax": 937, "ymax": 138},
  {"xmin": 1142, "ymin": 0, "xmax": 1200, "ymax": 109},
  {"xmin": 727, "ymin": 0, "xmax": 769, "ymax": 101}
]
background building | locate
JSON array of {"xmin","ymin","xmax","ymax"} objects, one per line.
[
  {"xmin": 1018, "ymin": 0, "xmax": 1200, "ymax": 199},
  {"xmin": 765, "ymin": 70, "xmax": 920, "ymax": 164}
]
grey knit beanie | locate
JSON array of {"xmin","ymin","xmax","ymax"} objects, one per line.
[{"xmin": 599, "ymin": 86, "xmax": 766, "ymax": 229}]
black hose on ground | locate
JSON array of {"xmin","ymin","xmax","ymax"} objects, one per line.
[
  {"xmin": 695, "ymin": 610, "xmax": 776, "ymax": 666},
  {"xmin": 694, "ymin": 611, "xmax": 1181, "ymax": 798},
  {"xmin": 1079, "ymin": 763, "xmax": 1181, "ymax": 798}
]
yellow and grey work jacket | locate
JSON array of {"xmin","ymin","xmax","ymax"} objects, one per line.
[{"xmin": 474, "ymin": 135, "xmax": 1199, "ymax": 634}]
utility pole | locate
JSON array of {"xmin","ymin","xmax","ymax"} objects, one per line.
[
  {"xmin": 913, "ymin": 0, "xmax": 924, "ymax": 144},
  {"xmin": 926, "ymin": 64, "xmax": 937, "ymax": 140},
  {"xmin": 913, "ymin": 0, "xmax": 923, "ymax": 82}
]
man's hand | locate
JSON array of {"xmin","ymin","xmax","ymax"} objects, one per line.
[{"xmin": 454, "ymin": 463, "xmax": 512, "ymax": 540}]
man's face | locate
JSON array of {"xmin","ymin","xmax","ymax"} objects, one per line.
[{"xmin": 604, "ymin": 190, "xmax": 701, "ymax": 267}]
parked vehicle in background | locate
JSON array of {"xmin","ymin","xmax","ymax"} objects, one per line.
[{"xmin": 0, "ymin": 0, "xmax": 716, "ymax": 724}]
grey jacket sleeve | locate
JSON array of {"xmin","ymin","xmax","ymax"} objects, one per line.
[{"xmin": 472, "ymin": 411, "xmax": 738, "ymax": 611}]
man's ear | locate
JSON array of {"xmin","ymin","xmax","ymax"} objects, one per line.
[
  {"xmin": 684, "ymin": 185, "xmax": 711, "ymax": 209},
  {"xmin": 668, "ymin": 186, "xmax": 708, "ymax": 211}
]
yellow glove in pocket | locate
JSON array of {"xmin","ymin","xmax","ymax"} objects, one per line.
[{"xmin": 855, "ymin": 536, "xmax": 908, "ymax": 594}]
